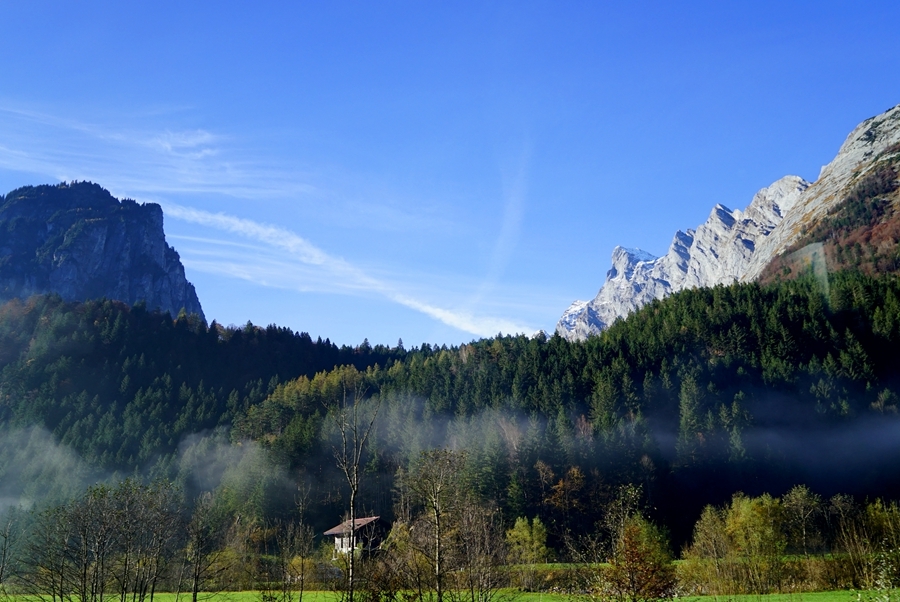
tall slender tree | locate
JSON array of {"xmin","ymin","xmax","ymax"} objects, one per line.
[
  {"xmin": 330, "ymin": 371, "xmax": 380, "ymax": 602},
  {"xmin": 0, "ymin": 511, "xmax": 20, "ymax": 593}
]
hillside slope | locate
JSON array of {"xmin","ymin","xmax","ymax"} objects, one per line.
[{"xmin": 755, "ymin": 107, "xmax": 900, "ymax": 283}]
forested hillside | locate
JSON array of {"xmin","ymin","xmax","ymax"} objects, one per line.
[
  {"xmin": 0, "ymin": 294, "xmax": 401, "ymax": 471},
  {"xmin": 238, "ymin": 270, "xmax": 900, "ymax": 545},
  {"xmin": 3, "ymin": 270, "xmax": 900, "ymax": 550}
]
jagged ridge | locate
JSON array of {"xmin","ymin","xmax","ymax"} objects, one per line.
[
  {"xmin": 558, "ymin": 102, "xmax": 900, "ymax": 342},
  {"xmin": 557, "ymin": 176, "xmax": 809, "ymax": 341}
]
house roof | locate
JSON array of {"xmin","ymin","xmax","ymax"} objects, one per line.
[{"xmin": 324, "ymin": 516, "xmax": 380, "ymax": 536}]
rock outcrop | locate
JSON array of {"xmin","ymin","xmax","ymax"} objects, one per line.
[
  {"xmin": 557, "ymin": 176, "xmax": 809, "ymax": 341},
  {"xmin": 0, "ymin": 182, "xmax": 204, "ymax": 320}
]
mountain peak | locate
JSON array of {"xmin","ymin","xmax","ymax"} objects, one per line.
[{"xmin": 556, "ymin": 174, "xmax": 809, "ymax": 341}]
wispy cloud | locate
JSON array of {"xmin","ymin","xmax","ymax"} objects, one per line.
[
  {"xmin": 0, "ymin": 102, "xmax": 457, "ymax": 231},
  {"xmin": 0, "ymin": 102, "xmax": 544, "ymax": 338},
  {"xmin": 164, "ymin": 203, "xmax": 535, "ymax": 337},
  {"xmin": 489, "ymin": 146, "xmax": 528, "ymax": 283},
  {"xmin": 152, "ymin": 129, "xmax": 220, "ymax": 159},
  {"xmin": 458, "ymin": 140, "xmax": 530, "ymax": 315},
  {"xmin": 0, "ymin": 103, "xmax": 313, "ymax": 200}
]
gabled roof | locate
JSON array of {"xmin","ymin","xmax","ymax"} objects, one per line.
[{"xmin": 324, "ymin": 516, "xmax": 380, "ymax": 536}]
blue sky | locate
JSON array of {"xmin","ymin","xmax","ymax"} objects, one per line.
[{"xmin": 2, "ymin": 1, "xmax": 900, "ymax": 346}]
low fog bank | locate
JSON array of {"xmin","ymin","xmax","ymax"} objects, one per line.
[{"xmin": 0, "ymin": 425, "xmax": 300, "ymax": 521}]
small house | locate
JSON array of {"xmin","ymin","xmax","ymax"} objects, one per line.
[{"xmin": 324, "ymin": 516, "xmax": 380, "ymax": 558}]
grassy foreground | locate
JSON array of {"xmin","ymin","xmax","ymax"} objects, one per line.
[
  {"xmin": 516, "ymin": 594, "xmax": 865, "ymax": 602},
  {"xmin": 3, "ymin": 592, "xmax": 872, "ymax": 602},
  {"xmin": 677, "ymin": 594, "xmax": 866, "ymax": 602}
]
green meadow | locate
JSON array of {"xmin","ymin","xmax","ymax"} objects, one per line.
[
  {"xmin": 514, "ymin": 592, "xmax": 864, "ymax": 602},
  {"xmin": 1, "ymin": 591, "xmax": 876, "ymax": 602}
]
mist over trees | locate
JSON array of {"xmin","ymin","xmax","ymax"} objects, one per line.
[
  {"xmin": 0, "ymin": 294, "xmax": 401, "ymax": 472},
  {"xmin": 229, "ymin": 269, "xmax": 900, "ymax": 545},
  {"xmin": 3, "ymin": 269, "xmax": 900, "ymax": 596}
]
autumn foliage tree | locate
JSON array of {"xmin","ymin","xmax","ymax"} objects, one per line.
[{"xmin": 607, "ymin": 515, "xmax": 676, "ymax": 602}]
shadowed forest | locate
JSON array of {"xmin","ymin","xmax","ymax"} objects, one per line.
[{"xmin": 3, "ymin": 269, "xmax": 900, "ymax": 599}]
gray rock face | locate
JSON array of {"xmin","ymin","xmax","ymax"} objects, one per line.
[
  {"xmin": 557, "ymin": 175, "xmax": 809, "ymax": 341},
  {"xmin": 0, "ymin": 182, "xmax": 204, "ymax": 320},
  {"xmin": 742, "ymin": 103, "xmax": 900, "ymax": 281}
]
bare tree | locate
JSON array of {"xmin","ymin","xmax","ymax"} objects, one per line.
[
  {"xmin": 388, "ymin": 450, "xmax": 510, "ymax": 602},
  {"xmin": 564, "ymin": 529, "xmax": 609, "ymax": 602},
  {"xmin": 22, "ymin": 505, "xmax": 74, "ymax": 602},
  {"xmin": 257, "ymin": 518, "xmax": 315, "ymax": 602},
  {"xmin": 22, "ymin": 481, "xmax": 184, "ymax": 602},
  {"xmin": 603, "ymin": 484, "xmax": 643, "ymax": 545},
  {"xmin": 69, "ymin": 484, "xmax": 119, "ymax": 602},
  {"xmin": 829, "ymin": 495, "xmax": 900, "ymax": 590},
  {"xmin": 21, "ymin": 485, "xmax": 124, "ymax": 602},
  {"xmin": 329, "ymin": 372, "xmax": 380, "ymax": 602},
  {"xmin": 280, "ymin": 519, "xmax": 316, "ymax": 602},
  {"xmin": 376, "ymin": 521, "xmax": 431, "ymax": 602},
  {"xmin": 112, "ymin": 480, "xmax": 183, "ymax": 602},
  {"xmin": 451, "ymin": 503, "xmax": 509, "ymax": 602},
  {"xmin": 181, "ymin": 492, "xmax": 228, "ymax": 602},
  {"xmin": 0, "ymin": 511, "xmax": 20, "ymax": 594},
  {"xmin": 782, "ymin": 484, "xmax": 822, "ymax": 559},
  {"xmin": 681, "ymin": 505, "xmax": 730, "ymax": 595},
  {"xmin": 404, "ymin": 449, "xmax": 467, "ymax": 602}
]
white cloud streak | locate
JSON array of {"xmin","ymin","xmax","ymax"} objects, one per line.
[
  {"xmin": 164, "ymin": 203, "xmax": 535, "ymax": 337},
  {"xmin": 0, "ymin": 102, "xmax": 542, "ymax": 338}
]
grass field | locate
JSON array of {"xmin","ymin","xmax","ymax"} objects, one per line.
[
  {"xmin": 3, "ymin": 591, "xmax": 876, "ymax": 602},
  {"xmin": 124, "ymin": 594, "xmax": 340, "ymax": 602},
  {"xmin": 511, "ymin": 592, "xmax": 865, "ymax": 602}
]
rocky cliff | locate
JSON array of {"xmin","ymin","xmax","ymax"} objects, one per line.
[
  {"xmin": 0, "ymin": 182, "xmax": 204, "ymax": 320},
  {"xmin": 742, "ymin": 104, "xmax": 900, "ymax": 281},
  {"xmin": 558, "ymin": 102, "xmax": 900, "ymax": 342}
]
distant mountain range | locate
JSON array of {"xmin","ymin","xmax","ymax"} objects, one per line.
[
  {"xmin": 0, "ymin": 182, "xmax": 204, "ymax": 320},
  {"xmin": 558, "ymin": 103, "xmax": 900, "ymax": 341}
]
